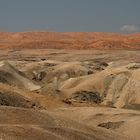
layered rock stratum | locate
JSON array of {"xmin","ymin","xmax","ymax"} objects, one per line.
[{"xmin": 0, "ymin": 32, "xmax": 140, "ymax": 49}]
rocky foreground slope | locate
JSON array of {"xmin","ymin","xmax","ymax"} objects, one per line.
[
  {"xmin": 0, "ymin": 32, "xmax": 140, "ymax": 49},
  {"xmin": 0, "ymin": 49, "xmax": 140, "ymax": 139}
]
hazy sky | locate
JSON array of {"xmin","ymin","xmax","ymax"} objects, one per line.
[{"xmin": 0, "ymin": 0, "xmax": 140, "ymax": 32}]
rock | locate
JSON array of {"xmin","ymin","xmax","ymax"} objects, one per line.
[
  {"xmin": 127, "ymin": 63, "xmax": 140, "ymax": 70},
  {"xmin": 32, "ymin": 71, "xmax": 46, "ymax": 81},
  {"xmin": 64, "ymin": 91, "xmax": 102, "ymax": 104},
  {"xmin": 98, "ymin": 121, "xmax": 124, "ymax": 129}
]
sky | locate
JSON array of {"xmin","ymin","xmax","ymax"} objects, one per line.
[{"xmin": 0, "ymin": 0, "xmax": 140, "ymax": 32}]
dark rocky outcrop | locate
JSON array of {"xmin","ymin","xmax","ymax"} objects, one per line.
[
  {"xmin": 63, "ymin": 91, "xmax": 102, "ymax": 104},
  {"xmin": 98, "ymin": 121, "xmax": 124, "ymax": 129}
]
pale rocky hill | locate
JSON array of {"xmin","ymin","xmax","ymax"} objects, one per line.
[
  {"xmin": 60, "ymin": 62, "xmax": 140, "ymax": 109},
  {"xmin": 0, "ymin": 49, "xmax": 139, "ymax": 139}
]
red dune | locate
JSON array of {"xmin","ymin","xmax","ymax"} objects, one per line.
[{"xmin": 0, "ymin": 32, "xmax": 140, "ymax": 49}]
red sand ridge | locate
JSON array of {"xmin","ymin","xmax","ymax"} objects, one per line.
[{"xmin": 0, "ymin": 32, "xmax": 140, "ymax": 49}]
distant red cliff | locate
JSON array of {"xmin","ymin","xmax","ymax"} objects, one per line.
[{"xmin": 0, "ymin": 32, "xmax": 140, "ymax": 49}]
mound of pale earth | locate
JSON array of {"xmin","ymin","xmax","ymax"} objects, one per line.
[
  {"xmin": 0, "ymin": 91, "xmax": 38, "ymax": 108},
  {"xmin": 0, "ymin": 106, "xmax": 129, "ymax": 140},
  {"xmin": 18, "ymin": 60, "xmax": 60, "ymax": 81},
  {"xmin": 60, "ymin": 62, "xmax": 140, "ymax": 109},
  {"xmin": 0, "ymin": 82, "xmax": 44, "ymax": 109},
  {"xmin": 38, "ymin": 61, "xmax": 107, "ymax": 95},
  {"xmin": 9, "ymin": 59, "xmax": 140, "ymax": 110},
  {"xmin": 2, "ymin": 59, "xmax": 140, "ymax": 110},
  {"xmin": 29, "ymin": 60, "xmax": 107, "ymax": 82},
  {"xmin": 0, "ymin": 61, "xmax": 40, "ymax": 91},
  {"xmin": 0, "ymin": 82, "xmax": 67, "ymax": 109},
  {"xmin": 43, "ymin": 62, "xmax": 92, "ymax": 82},
  {"xmin": 38, "ymin": 61, "xmax": 95, "ymax": 94}
]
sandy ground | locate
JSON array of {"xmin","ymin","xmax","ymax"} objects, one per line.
[{"xmin": 0, "ymin": 48, "xmax": 140, "ymax": 140}]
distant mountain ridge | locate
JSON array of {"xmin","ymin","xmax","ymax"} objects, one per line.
[{"xmin": 0, "ymin": 32, "xmax": 140, "ymax": 49}]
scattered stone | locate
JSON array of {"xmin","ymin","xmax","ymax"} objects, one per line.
[
  {"xmin": 64, "ymin": 91, "xmax": 102, "ymax": 104},
  {"xmin": 98, "ymin": 121, "xmax": 124, "ymax": 129},
  {"xmin": 127, "ymin": 63, "xmax": 140, "ymax": 70},
  {"xmin": 32, "ymin": 71, "xmax": 46, "ymax": 81}
]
